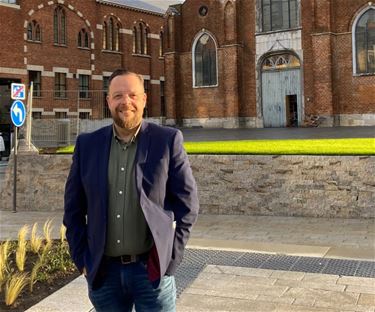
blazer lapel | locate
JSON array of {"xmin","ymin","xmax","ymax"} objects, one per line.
[
  {"xmin": 135, "ymin": 121, "xmax": 150, "ymax": 199},
  {"xmin": 99, "ymin": 125, "xmax": 113, "ymax": 214},
  {"xmin": 136, "ymin": 121, "xmax": 150, "ymax": 164}
]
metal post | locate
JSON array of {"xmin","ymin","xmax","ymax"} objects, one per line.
[
  {"xmin": 27, "ymin": 82, "xmax": 33, "ymax": 150},
  {"xmin": 13, "ymin": 127, "xmax": 17, "ymax": 213}
]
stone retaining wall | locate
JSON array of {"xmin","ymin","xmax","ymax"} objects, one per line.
[{"xmin": 0, "ymin": 152, "xmax": 374, "ymax": 218}]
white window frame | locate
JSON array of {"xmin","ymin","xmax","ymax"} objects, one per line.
[{"xmin": 192, "ymin": 30, "xmax": 219, "ymax": 88}]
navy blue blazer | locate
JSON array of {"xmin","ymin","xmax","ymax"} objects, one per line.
[{"xmin": 63, "ymin": 121, "xmax": 199, "ymax": 288}]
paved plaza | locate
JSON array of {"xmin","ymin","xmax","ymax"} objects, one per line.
[
  {"xmin": 0, "ymin": 211, "xmax": 373, "ymax": 312},
  {"xmin": 0, "ymin": 126, "xmax": 374, "ymax": 311}
]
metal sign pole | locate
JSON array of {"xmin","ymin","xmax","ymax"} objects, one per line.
[
  {"xmin": 27, "ymin": 82, "xmax": 33, "ymax": 150},
  {"xmin": 10, "ymin": 84, "xmax": 27, "ymax": 214},
  {"xmin": 13, "ymin": 127, "xmax": 17, "ymax": 213}
]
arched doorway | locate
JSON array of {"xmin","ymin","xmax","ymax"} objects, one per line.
[{"xmin": 261, "ymin": 53, "xmax": 301, "ymax": 127}]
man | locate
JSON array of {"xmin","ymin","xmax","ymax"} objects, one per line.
[{"xmin": 63, "ymin": 69, "xmax": 199, "ymax": 312}]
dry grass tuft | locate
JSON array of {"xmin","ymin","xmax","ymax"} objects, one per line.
[
  {"xmin": 30, "ymin": 223, "xmax": 43, "ymax": 254},
  {"xmin": 16, "ymin": 225, "xmax": 29, "ymax": 272},
  {"xmin": 0, "ymin": 240, "xmax": 11, "ymax": 292},
  {"xmin": 29, "ymin": 259, "xmax": 43, "ymax": 293},
  {"xmin": 60, "ymin": 224, "xmax": 67, "ymax": 245},
  {"xmin": 43, "ymin": 219, "xmax": 53, "ymax": 246},
  {"xmin": 5, "ymin": 272, "xmax": 29, "ymax": 306}
]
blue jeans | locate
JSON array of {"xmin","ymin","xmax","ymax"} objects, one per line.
[{"xmin": 88, "ymin": 260, "xmax": 176, "ymax": 312}]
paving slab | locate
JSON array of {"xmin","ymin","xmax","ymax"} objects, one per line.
[
  {"xmin": 188, "ymin": 238, "xmax": 331, "ymax": 258},
  {"xmin": 177, "ymin": 265, "xmax": 375, "ymax": 312}
]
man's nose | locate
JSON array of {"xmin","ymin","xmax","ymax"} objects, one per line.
[{"xmin": 124, "ymin": 94, "xmax": 134, "ymax": 102}]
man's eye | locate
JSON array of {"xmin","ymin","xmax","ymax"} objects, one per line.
[{"xmin": 114, "ymin": 94, "xmax": 122, "ymax": 99}]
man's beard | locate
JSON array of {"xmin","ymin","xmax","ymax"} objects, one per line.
[{"xmin": 111, "ymin": 107, "xmax": 142, "ymax": 130}]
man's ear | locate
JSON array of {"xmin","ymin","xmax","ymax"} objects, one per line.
[{"xmin": 143, "ymin": 93, "xmax": 147, "ymax": 107}]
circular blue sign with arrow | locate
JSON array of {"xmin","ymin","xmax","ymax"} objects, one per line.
[{"xmin": 10, "ymin": 100, "xmax": 27, "ymax": 127}]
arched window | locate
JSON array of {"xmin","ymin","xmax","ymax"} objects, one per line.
[
  {"xmin": 78, "ymin": 28, "xmax": 89, "ymax": 48},
  {"xmin": 159, "ymin": 31, "xmax": 164, "ymax": 56},
  {"xmin": 133, "ymin": 26, "xmax": 137, "ymax": 53},
  {"xmin": 115, "ymin": 23, "xmax": 120, "ymax": 51},
  {"xmin": 108, "ymin": 18, "xmax": 113, "ymax": 50},
  {"xmin": 27, "ymin": 20, "xmax": 41, "ymax": 42},
  {"xmin": 35, "ymin": 24, "xmax": 41, "ymax": 41},
  {"xmin": 143, "ymin": 25, "xmax": 149, "ymax": 54},
  {"xmin": 103, "ymin": 17, "xmax": 120, "ymax": 51},
  {"xmin": 54, "ymin": 6, "xmax": 66, "ymax": 44},
  {"xmin": 103, "ymin": 22, "xmax": 107, "ymax": 49},
  {"xmin": 27, "ymin": 22, "xmax": 33, "ymax": 40},
  {"xmin": 261, "ymin": 53, "xmax": 300, "ymax": 71},
  {"xmin": 353, "ymin": 6, "xmax": 375, "ymax": 74},
  {"xmin": 139, "ymin": 23, "xmax": 144, "ymax": 54},
  {"xmin": 193, "ymin": 32, "xmax": 218, "ymax": 87},
  {"xmin": 133, "ymin": 22, "xmax": 148, "ymax": 55},
  {"xmin": 261, "ymin": 0, "xmax": 299, "ymax": 32},
  {"xmin": 85, "ymin": 30, "xmax": 89, "ymax": 47}
]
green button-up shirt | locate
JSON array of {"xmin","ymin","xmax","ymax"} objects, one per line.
[{"xmin": 104, "ymin": 124, "xmax": 153, "ymax": 256}]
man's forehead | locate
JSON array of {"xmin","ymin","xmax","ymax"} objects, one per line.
[
  {"xmin": 113, "ymin": 73, "xmax": 141, "ymax": 83},
  {"xmin": 110, "ymin": 75, "xmax": 143, "ymax": 91}
]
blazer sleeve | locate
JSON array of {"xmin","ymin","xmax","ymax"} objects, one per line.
[
  {"xmin": 165, "ymin": 130, "xmax": 199, "ymax": 275},
  {"xmin": 63, "ymin": 136, "xmax": 88, "ymax": 273}
]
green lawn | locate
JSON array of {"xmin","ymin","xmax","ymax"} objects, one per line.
[{"xmin": 56, "ymin": 138, "xmax": 375, "ymax": 155}]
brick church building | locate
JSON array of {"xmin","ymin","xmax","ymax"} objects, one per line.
[
  {"xmin": 0, "ymin": 0, "xmax": 170, "ymax": 127},
  {"xmin": 163, "ymin": 0, "xmax": 375, "ymax": 128},
  {"xmin": 0, "ymin": 0, "xmax": 374, "ymax": 131}
]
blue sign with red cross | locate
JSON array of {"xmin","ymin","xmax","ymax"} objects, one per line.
[{"xmin": 11, "ymin": 83, "xmax": 26, "ymax": 100}]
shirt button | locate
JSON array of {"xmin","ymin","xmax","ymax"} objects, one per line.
[
  {"xmin": 119, "ymin": 190, "xmax": 123, "ymax": 195},
  {"xmin": 121, "ymin": 167, "xmax": 125, "ymax": 171},
  {"xmin": 117, "ymin": 240, "xmax": 120, "ymax": 244},
  {"xmin": 117, "ymin": 214, "xmax": 121, "ymax": 218}
]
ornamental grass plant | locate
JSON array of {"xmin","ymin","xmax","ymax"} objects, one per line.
[
  {"xmin": 0, "ymin": 222, "xmax": 77, "ymax": 308},
  {"xmin": 30, "ymin": 223, "xmax": 43, "ymax": 254},
  {"xmin": 43, "ymin": 219, "xmax": 53, "ymax": 248},
  {"xmin": 15, "ymin": 225, "xmax": 29, "ymax": 272},
  {"xmin": 0, "ymin": 240, "xmax": 11, "ymax": 292},
  {"xmin": 5, "ymin": 272, "xmax": 29, "ymax": 306}
]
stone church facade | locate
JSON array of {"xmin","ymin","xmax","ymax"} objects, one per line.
[{"xmin": 163, "ymin": 0, "xmax": 375, "ymax": 128}]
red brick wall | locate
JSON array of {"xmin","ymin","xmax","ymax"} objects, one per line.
[
  {"xmin": 305, "ymin": 0, "xmax": 374, "ymax": 118},
  {"xmin": 0, "ymin": 5, "xmax": 24, "ymax": 70},
  {"xmin": 0, "ymin": 0, "xmax": 165, "ymax": 118}
]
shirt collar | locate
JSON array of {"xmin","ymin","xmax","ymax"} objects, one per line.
[{"xmin": 112, "ymin": 121, "xmax": 142, "ymax": 144}]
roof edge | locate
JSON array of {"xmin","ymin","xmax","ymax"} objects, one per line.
[{"xmin": 96, "ymin": 0, "xmax": 164, "ymax": 17}]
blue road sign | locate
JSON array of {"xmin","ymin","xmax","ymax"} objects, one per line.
[
  {"xmin": 10, "ymin": 100, "xmax": 27, "ymax": 127},
  {"xmin": 11, "ymin": 83, "xmax": 26, "ymax": 100}
]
